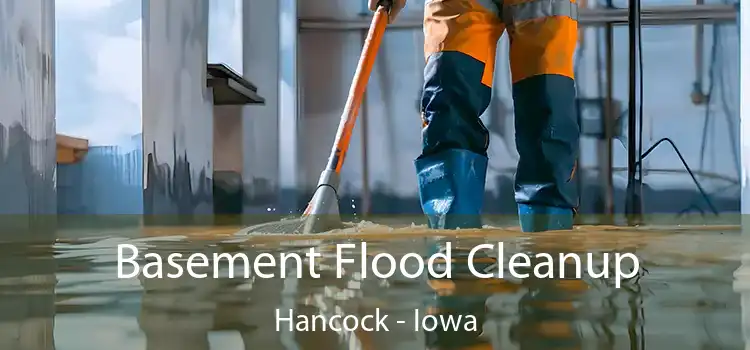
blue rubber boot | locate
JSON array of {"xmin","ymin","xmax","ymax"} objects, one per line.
[
  {"xmin": 518, "ymin": 204, "xmax": 574, "ymax": 232},
  {"xmin": 415, "ymin": 149, "xmax": 488, "ymax": 230}
]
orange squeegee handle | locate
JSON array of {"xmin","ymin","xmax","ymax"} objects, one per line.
[{"xmin": 324, "ymin": 3, "xmax": 391, "ymax": 174}]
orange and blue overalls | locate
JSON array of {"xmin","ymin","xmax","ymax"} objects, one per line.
[{"xmin": 414, "ymin": 0, "xmax": 579, "ymax": 232}]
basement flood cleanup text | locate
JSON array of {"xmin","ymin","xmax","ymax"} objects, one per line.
[
  {"xmin": 117, "ymin": 242, "xmax": 641, "ymax": 332},
  {"xmin": 117, "ymin": 242, "xmax": 640, "ymax": 287}
]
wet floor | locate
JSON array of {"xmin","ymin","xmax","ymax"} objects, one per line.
[{"xmin": 1, "ymin": 222, "xmax": 747, "ymax": 350}]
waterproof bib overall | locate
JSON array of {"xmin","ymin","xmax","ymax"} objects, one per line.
[{"xmin": 416, "ymin": 0, "xmax": 579, "ymax": 232}]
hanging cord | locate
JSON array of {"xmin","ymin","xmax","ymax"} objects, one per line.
[
  {"xmin": 636, "ymin": 0, "xmax": 644, "ymax": 189},
  {"xmin": 714, "ymin": 21, "xmax": 741, "ymax": 178},
  {"xmin": 698, "ymin": 25, "xmax": 719, "ymax": 171},
  {"xmin": 638, "ymin": 138, "xmax": 720, "ymax": 215},
  {"xmin": 698, "ymin": 22, "xmax": 740, "ymax": 177}
]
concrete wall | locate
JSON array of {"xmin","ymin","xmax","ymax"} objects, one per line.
[
  {"xmin": 741, "ymin": 0, "xmax": 749, "ymax": 219},
  {"xmin": 277, "ymin": 0, "xmax": 300, "ymax": 214},
  {"xmin": 207, "ymin": 0, "xmax": 245, "ymax": 217},
  {"xmin": 213, "ymin": 106, "xmax": 244, "ymax": 215},
  {"xmin": 213, "ymin": 108, "xmax": 243, "ymax": 173},
  {"xmin": 241, "ymin": 0, "xmax": 282, "ymax": 214},
  {"xmin": 142, "ymin": 0, "xmax": 214, "ymax": 222},
  {"xmin": 0, "ymin": 0, "xmax": 57, "ymax": 238},
  {"xmin": 739, "ymin": 7, "xmax": 748, "ymax": 344}
]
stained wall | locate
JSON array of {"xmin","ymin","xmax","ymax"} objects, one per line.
[
  {"xmin": 142, "ymin": 0, "xmax": 214, "ymax": 223},
  {"xmin": 0, "ymin": 0, "xmax": 57, "ymax": 239}
]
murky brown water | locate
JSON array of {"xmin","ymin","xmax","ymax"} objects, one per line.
[{"xmin": 1, "ymin": 222, "xmax": 747, "ymax": 349}]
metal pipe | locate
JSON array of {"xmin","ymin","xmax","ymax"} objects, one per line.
[
  {"xmin": 360, "ymin": 92, "xmax": 371, "ymax": 217},
  {"xmin": 299, "ymin": 5, "xmax": 737, "ymax": 31},
  {"xmin": 580, "ymin": 4, "xmax": 735, "ymax": 26},
  {"xmin": 576, "ymin": 0, "xmax": 588, "ymax": 224},
  {"xmin": 601, "ymin": 0, "xmax": 615, "ymax": 224},
  {"xmin": 626, "ymin": 0, "xmax": 642, "ymax": 225},
  {"xmin": 694, "ymin": 0, "xmax": 705, "ymax": 100},
  {"xmin": 741, "ymin": 0, "xmax": 749, "ymax": 223},
  {"xmin": 359, "ymin": 24, "xmax": 372, "ymax": 218}
]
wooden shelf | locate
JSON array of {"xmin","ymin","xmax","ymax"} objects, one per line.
[
  {"xmin": 207, "ymin": 63, "xmax": 265, "ymax": 106},
  {"xmin": 56, "ymin": 134, "xmax": 89, "ymax": 164}
]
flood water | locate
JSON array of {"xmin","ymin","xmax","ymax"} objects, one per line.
[{"xmin": 2, "ymin": 222, "xmax": 747, "ymax": 350}]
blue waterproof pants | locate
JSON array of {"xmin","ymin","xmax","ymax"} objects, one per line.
[{"xmin": 416, "ymin": 0, "xmax": 579, "ymax": 232}]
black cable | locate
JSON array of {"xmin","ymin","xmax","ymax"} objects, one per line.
[
  {"xmin": 625, "ymin": 0, "xmax": 641, "ymax": 223},
  {"xmin": 613, "ymin": 102, "xmax": 723, "ymax": 216},
  {"xmin": 637, "ymin": 1, "xmax": 644, "ymax": 188},
  {"xmin": 637, "ymin": 138, "xmax": 720, "ymax": 215},
  {"xmin": 679, "ymin": 181, "xmax": 738, "ymax": 216}
]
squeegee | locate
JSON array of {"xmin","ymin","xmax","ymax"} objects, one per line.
[{"xmin": 238, "ymin": 0, "xmax": 392, "ymax": 235}]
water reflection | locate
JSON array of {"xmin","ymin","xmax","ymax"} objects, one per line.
[
  {"xmin": 0, "ymin": 243, "xmax": 56, "ymax": 350},
  {"xmin": 734, "ymin": 237, "xmax": 750, "ymax": 350},
  {"xmin": 0, "ymin": 226, "xmax": 745, "ymax": 349}
]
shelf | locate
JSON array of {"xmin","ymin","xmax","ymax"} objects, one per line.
[
  {"xmin": 207, "ymin": 63, "xmax": 265, "ymax": 106},
  {"xmin": 56, "ymin": 134, "xmax": 89, "ymax": 164}
]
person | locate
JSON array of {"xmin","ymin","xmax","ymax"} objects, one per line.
[{"xmin": 369, "ymin": 0, "xmax": 580, "ymax": 232}]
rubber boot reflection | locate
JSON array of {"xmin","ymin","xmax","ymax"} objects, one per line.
[
  {"xmin": 425, "ymin": 246, "xmax": 520, "ymax": 350},
  {"xmin": 510, "ymin": 248, "xmax": 588, "ymax": 349},
  {"xmin": 424, "ymin": 245, "xmax": 589, "ymax": 350}
]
